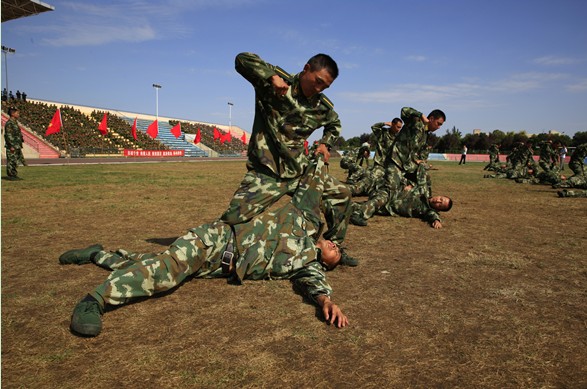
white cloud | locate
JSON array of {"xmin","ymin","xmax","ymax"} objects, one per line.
[
  {"xmin": 41, "ymin": 24, "xmax": 156, "ymax": 46},
  {"xmin": 566, "ymin": 78, "xmax": 587, "ymax": 92},
  {"xmin": 338, "ymin": 72, "xmax": 571, "ymax": 110},
  {"xmin": 533, "ymin": 55, "xmax": 578, "ymax": 66},
  {"xmin": 405, "ymin": 55, "xmax": 427, "ymax": 62}
]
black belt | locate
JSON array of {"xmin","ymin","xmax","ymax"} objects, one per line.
[{"xmin": 221, "ymin": 231, "xmax": 236, "ymax": 273}]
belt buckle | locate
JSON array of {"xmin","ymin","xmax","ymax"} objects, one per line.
[{"xmin": 221, "ymin": 250, "xmax": 234, "ymax": 273}]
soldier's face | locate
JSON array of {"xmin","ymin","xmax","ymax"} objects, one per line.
[
  {"xmin": 316, "ymin": 239, "xmax": 341, "ymax": 269},
  {"xmin": 391, "ymin": 121, "xmax": 403, "ymax": 134},
  {"xmin": 300, "ymin": 64, "xmax": 334, "ymax": 98},
  {"xmin": 429, "ymin": 196, "xmax": 451, "ymax": 212},
  {"xmin": 427, "ymin": 117, "xmax": 444, "ymax": 132}
]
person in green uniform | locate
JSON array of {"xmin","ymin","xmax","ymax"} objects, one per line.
[
  {"xmin": 220, "ymin": 52, "xmax": 357, "ymax": 265},
  {"xmin": 60, "ymin": 155, "xmax": 348, "ymax": 337},
  {"xmin": 3, "ymin": 107, "xmax": 25, "ymax": 180}
]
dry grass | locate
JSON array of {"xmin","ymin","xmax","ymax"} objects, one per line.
[{"xmin": 2, "ymin": 160, "xmax": 586, "ymax": 389}]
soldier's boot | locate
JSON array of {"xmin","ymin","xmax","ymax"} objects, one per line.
[
  {"xmin": 70, "ymin": 295, "xmax": 104, "ymax": 337},
  {"xmin": 339, "ymin": 249, "xmax": 359, "ymax": 267},
  {"xmin": 349, "ymin": 213, "xmax": 368, "ymax": 227},
  {"xmin": 59, "ymin": 244, "xmax": 103, "ymax": 265},
  {"xmin": 557, "ymin": 189, "xmax": 572, "ymax": 197}
]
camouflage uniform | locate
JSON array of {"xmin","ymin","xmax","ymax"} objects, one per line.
[
  {"xmin": 538, "ymin": 141, "xmax": 558, "ymax": 173},
  {"xmin": 369, "ymin": 122, "xmax": 398, "ymax": 190},
  {"xmin": 568, "ymin": 144, "xmax": 587, "ymax": 179},
  {"xmin": 378, "ymin": 164, "xmax": 441, "ymax": 225},
  {"xmin": 356, "ymin": 143, "xmax": 370, "ymax": 167},
  {"xmin": 340, "ymin": 151, "xmax": 368, "ymax": 186},
  {"xmin": 557, "ymin": 189, "xmax": 587, "ymax": 198},
  {"xmin": 351, "ymin": 108, "xmax": 429, "ymax": 221},
  {"xmin": 220, "ymin": 52, "xmax": 351, "ymax": 245},
  {"xmin": 483, "ymin": 144, "xmax": 500, "ymax": 171},
  {"xmin": 3, "ymin": 116, "xmax": 24, "ymax": 178},
  {"xmin": 89, "ymin": 157, "xmax": 334, "ymax": 308}
]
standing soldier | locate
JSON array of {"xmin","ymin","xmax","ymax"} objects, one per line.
[
  {"xmin": 220, "ymin": 52, "xmax": 357, "ymax": 265},
  {"xmin": 370, "ymin": 118, "xmax": 403, "ymax": 185},
  {"xmin": 538, "ymin": 140, "xmax": 558, "ymax": 173},
  {"xmin": 3, "ymin": 107, "xmax": 25, "ymax": 180}
]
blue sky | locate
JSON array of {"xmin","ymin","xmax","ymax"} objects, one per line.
[{"xmin": 2, "ymin": 0, "xmax": 586, "ymax": 141}]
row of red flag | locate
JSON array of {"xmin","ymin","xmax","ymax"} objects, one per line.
[{"xmin": 44, "ymin": 109, "xmax": 247, "ymax": 145}]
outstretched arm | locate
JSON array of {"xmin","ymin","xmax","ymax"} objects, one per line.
[{"xmin": 315, "ymin": 295, "xmax": 348, "ymax": 328}]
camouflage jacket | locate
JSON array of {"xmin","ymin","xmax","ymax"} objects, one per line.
[
  {"xmin": 389, "ymin": 107, "xmax": 429, "ymax": 173},
  {"xmin": 569, "ymin": 143, "xmax": 587, "ymax": 165},
  {"xmin": 190, "ymin": 158, "xmax": 332, "ymax": 302},
  {"xmin": 371, "ymin": 122, "xmax": 396, "ymax": 168},
  {"xmin": 384, "ymin": 163, "xmax": 439, "ymax": 224},
  {"xmin": 538, "ymin": 142, "xmax": 557, "ymax": 165},
  {"xmin": 3, "ymin": 118, "xmax": 23, "ymax": 149},
  {"xmin": 235, "ymin": 52, "xmax": 341, "ymax": 179}
]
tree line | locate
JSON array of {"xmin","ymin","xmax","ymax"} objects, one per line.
[{"xmin": 340, "ymin": 127, "xmax": 587, "ymax": 153}]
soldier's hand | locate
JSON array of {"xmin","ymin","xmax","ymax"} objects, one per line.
[
  {"xmin": 322, "ymin": 300, "xmax": 349, "ymax": 328},
  {"xmin": 431, "ymin": 220, "xmax": 443, "ymax": 229},
  {"xmin": 315, "ymin": 143, "xmax": 331, "ymax": 163},
  {"xmin": 270, "ymin": 75, "xmax": 289, "ymax": 96},
  {"xmin": 421, "ymin": 114, "xmax": 429, "ymax": 124}
]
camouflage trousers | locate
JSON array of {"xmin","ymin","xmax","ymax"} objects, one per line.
[
  {"xmin": 352, "ymin": 164, "xmax": 403, "ymax": 220},
  {"xmin": 569, "ymin": 160, "xmax": 585, "ymax": 177},
  {"xmin": 220, "ymin": 167, "xmax": 351, "ymax": 245},
  {"xmin": 90, "ymin": 223, "xmax": 231, "ymax": 307},
  {"xmin": 5, "ymin": 148, "xmax": 22, "ymax": 178},
  {"xmin": 558, "ymin": 189, "xmax": 587, "ymax": 198}
]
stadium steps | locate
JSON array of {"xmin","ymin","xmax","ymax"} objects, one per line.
[
  {"xmin": 127, "ymin": 118, "xmax": 208, "ymax": 157},
  {"xmin": 1, "ymin": 113, "xmax": 60, "ymax": 158}
]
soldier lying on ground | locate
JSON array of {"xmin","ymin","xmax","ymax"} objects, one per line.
[
  {"xmin": 350, "ymin": 163, "xmax": 452, "ymax": 229},
  {"xmin": 60, "ymin": 155, "xmax": 349, "ymax": 337}
]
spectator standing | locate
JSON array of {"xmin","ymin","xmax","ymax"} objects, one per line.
[
  {"xmin": 459, "ymin": 144, "xmax": 468, "ymax": 165},
  {"xmin": 559, "ymin": 144, "xmax": 568, "ymax": 171}
]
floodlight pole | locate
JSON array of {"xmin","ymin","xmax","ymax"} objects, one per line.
[
  {"xmin": 153, "ymin": 83, "xmax": 161, "ymax": 130},
  {"xmin": 228, "ymin": 102, "xmax": 233, "ymax": 132},
  {"xmin": 2, "ymin": 46, "xmax": 16, "ymax": 94}
]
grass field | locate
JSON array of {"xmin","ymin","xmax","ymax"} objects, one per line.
[{"xmin": 1, "ymin": 159, "xmax": 586, "ymax": 388}]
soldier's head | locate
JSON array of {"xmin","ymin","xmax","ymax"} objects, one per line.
[
  {"xmin": 316, "ymin": 239, "xmax": 342, "ymax": 270},
  {"xmin": 427, "ymin": 110, "xmax": 446, "ymax": 132},
  {"xmin": 429, "ymin": 196, "xmax": 452, "ymax": 212},
  {"xmin": 8, "ymin": 107, "xmax": 19, "ymax": 118},
  {"xmin": 300, "ymin": 54, "xmax": 338, "ymax": 98},
  {"xmin": 391, "ymin": 118, "xmax": 403, "ymax": 134}
]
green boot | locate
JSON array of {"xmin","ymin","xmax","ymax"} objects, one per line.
[
  {"xmin": 59, "ymin": 244, "xmax": 103, "ymax": 265},
  {"xmin": 349, "ymin": 213, "xmax": 368, "ymax": 227},
  {"xmin": 70, "ymin": 295, "xmax": 104, "ymax": 337},
  {"xmin": 340, "ymin": 249, "xmax": 359, "ymax": 267}
]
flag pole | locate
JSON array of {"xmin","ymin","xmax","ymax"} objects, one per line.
[{"xmin": 57, "ymin": 108, "xmax": 70, "ymax": 163}]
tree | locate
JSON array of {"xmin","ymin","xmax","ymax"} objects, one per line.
[{"xmin": 572, "ymin": 131, "xmax": 587, "ymax": 146}]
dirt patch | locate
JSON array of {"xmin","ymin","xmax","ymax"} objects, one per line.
[{"xmin": 2, "ymin": 160, "xmax": 586, "ymax": 388}]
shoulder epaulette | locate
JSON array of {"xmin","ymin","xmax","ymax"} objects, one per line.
[
  {"xmin": 320, "ymin": 94, "xmax": 334, "ymax": 109},
  {"xmin": 274, "ymin": 66, "xmax": 293, "ymax": 83}
]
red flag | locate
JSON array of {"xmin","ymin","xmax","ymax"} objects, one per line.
[
  {"xmin": 146, "ymin": 120, "xmax": 158, "ymax": 139},
  {"xmin": 98, "ymin": 112, "xmax": 108, "ymax": 135},
  {"xmin": 194, "ymin": 128, "xmax": 201, "ymax": 144},
  {"xmin": 213, "ymin": 127, "xmax": 220, "ymax": 140},
  {"xmin": 304, "ymin": 140, "xmax": 309, "ymax": 156},
  {"xmin": 240, "ymin": 132, "xmax": 247, "ymax": 144},
  {"xmin": 45, "ymin": 109, "xmax": 62, "ymax": 136},
  {"xmin": 219, "ymin": 132, "xmax": 228, "ymax": 144},
  {"xmin": 227, "ymin": 131, "xmax": 232, "ymax": 142},
  {"xmin": 170, "ymin": 122, "xmax": 181, "ymax": 138},
  {"xmin": 131, "ymin": 117, "xmax": 137, "ymax": 140}
]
